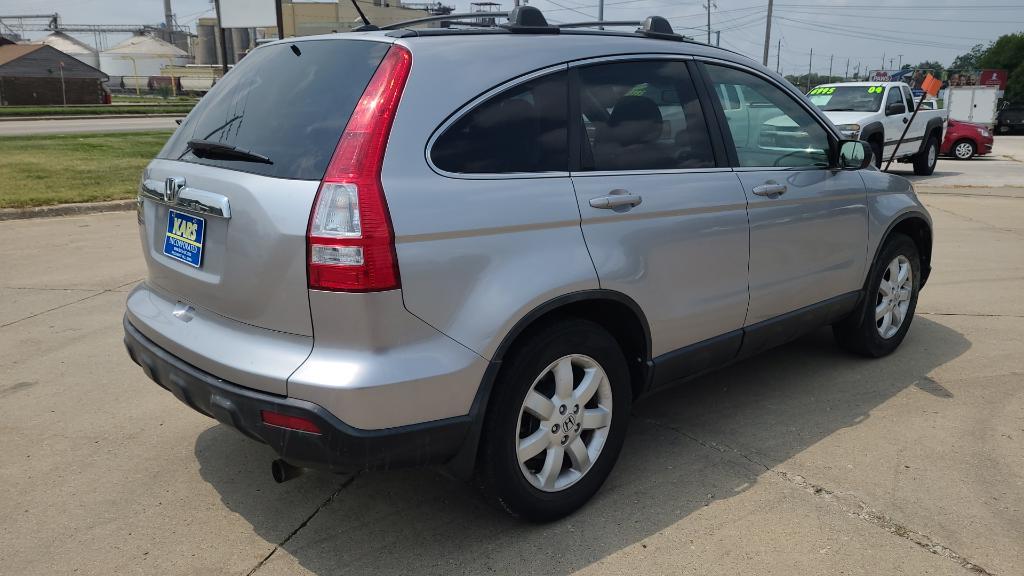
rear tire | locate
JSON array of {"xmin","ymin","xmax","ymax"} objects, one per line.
[
  {"xmin": 952, "ymin": 139, "xmax": 976, "ymax": 160},
  {"xmin": 833, "ymin": 233, "xmax": 921, "ymax": 357},
  {"xmin": 913, "ymin": 134, "xmax": 939, "ymax": 175},
  {"xmin": 476, "ymin": 318, "xmax": 631, "ymax": 522}
]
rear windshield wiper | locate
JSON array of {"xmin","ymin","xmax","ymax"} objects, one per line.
[{"xmin": 185, "ymin": 139, "xmax": 273, "ymax": 164}]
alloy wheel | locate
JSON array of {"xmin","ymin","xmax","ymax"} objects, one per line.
[
  {"xmin": 954, "ymin": 141, "xmax": 974, "ymax": 159},
  {"xmin": 515, "ymin": 354, "xmax": 613, "ymax": 492},
  {"xmin": 876, "ymin": 255, "xmax": 913, "ymax": 339}
]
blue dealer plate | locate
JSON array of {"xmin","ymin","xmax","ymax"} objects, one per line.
[{"xmin": 163, "ymin": 209, "xmax": 205, "ymax": 268}]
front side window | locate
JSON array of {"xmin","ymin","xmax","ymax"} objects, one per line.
[
  {"xmin": 431, "ymin": 72, "xmax": 567, "ymax": 174},
  {"xmin": 885, "ymin": 87, "xmax": 904, "ymax": 114},
  {"xmin": 706, "ymin": 64, "xmax": 830, "ymax": 168},
  {"xmin": 902, "ymin": 86, "xmax": 916, "ymax": 112},
  {"xmin": 577, "ymin": 60, "xmax": 716, "ymax": 171}
]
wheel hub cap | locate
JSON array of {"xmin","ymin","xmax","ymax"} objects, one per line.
[
  {"xmin": 876, "ymin": 255, "xmax": 913, "ymax": 339},
  {"xmin": 516, "ymin": 354, "xmax": 613, "ymax": 492}
]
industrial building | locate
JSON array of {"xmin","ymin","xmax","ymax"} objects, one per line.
[
  {"xmin": 192, "ymin": 1, "xmax": 447, "ymax": 66},
  {"xmin": 100, "ymin": 34, "xmax": 189, "ymax": 77},
  {"xmin": 39, "ymin": 31, "xmax": 99, "ymax": 69},
  {"xmin": 0, "ymin": 44, "xmax": 107, "ymax": 105}
]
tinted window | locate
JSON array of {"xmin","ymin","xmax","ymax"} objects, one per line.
[
  {"xmin": 159, "ymin": 40, "xmax": 389, "ymax": 180},
  {"xmin": 431, "ymin": 73, "xmax": 567, "ymax": 174},
  {"xmin": 578, "ymin": 60, "xmax": 715, "ymax": 171},
  {"xmin": 706, "ymin": 64, "xmax": 830, "ymax": 168},
  {"xmin": 886, "ymin": 87, "xmax": 903, "ymax": 112}
]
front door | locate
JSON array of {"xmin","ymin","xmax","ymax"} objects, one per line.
[
  {"xmin": 571, "ymin": 58, "xmax": 750, "ymax": 364},
  {"xmin": 701, "ymin": 63, "xmax": 868, "ymax": 329}
]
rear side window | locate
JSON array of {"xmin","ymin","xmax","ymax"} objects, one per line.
[
  {"xmin": 431, "ymin": 72, "xmax": 568, "ymax": 174},
  {"xmin": 578, "ymin": 60, "xmax": 716, "ymax": 171},
  {"xmin": 159, "ymin": 40, "xmax": 390, "ymax": 180}
]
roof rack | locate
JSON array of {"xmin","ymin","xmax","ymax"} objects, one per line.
[{"xmin": 376, "ymin": 7, "xmax": 688, "ymax": 42}]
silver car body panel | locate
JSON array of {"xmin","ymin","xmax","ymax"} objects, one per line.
[
  {"xmin": 736, "ymin": 168, "xmax": 868, "ymax": 325},
  {"xmin": 287, "ymin": 290, "xmax": 489, "ymax": 429},
  {"xmin": 140, "ymin": 159, "xmax": 318, "ymax": 337},
  {"xmin": 126, "ymin": 282, "xmax": 312, "ymax": 396}
]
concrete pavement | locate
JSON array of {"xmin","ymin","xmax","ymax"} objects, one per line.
[
  {"xmin": 0, "ymin": 116, "xmax": 179, "ymax": 136},
  {"xmin": 1, "ymin": 153, "xmax": 1022, "ymax": 575}
]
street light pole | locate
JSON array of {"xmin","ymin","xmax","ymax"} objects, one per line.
[
  {"xmin": 762, "ymin": 0, "xmax": 773, "ymax": 67},
  {"xmin": 806, "ymin": 47, "xmax": 813, "ymax": 92}
]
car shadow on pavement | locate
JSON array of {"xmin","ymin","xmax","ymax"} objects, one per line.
[{"xmin": 194, "ymin": 317, "xmax": 968, "ymax": 575}]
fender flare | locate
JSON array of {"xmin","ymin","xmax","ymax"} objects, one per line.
[
  {"xmin": 859, "ymin": 121, "xmax": 885, "ymax": 143},
  {"xmin": 917, "ymin": 117, "xmax": 945, "ymax": 154}
]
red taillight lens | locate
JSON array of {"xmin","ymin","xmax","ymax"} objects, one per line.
[
  {"xmin": 260, "ymin": 410, "xmax": 322, "ymax": 434},
  {"xmin": 307, "ymin": 45, "xmax": 411, "ymax": 292}
]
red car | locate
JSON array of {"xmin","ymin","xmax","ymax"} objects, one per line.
[{"xmin": 941, "ymin": 119, "xmax": 994, "ymax": 160}]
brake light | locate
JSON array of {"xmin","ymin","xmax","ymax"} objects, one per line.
[{"xmin": 307, "ymin": 45, "xmax": 412, "ymax": 292}]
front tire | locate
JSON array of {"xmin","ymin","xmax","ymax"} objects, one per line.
[
  {"xmin": 476, "ymin": 319, "xmax": 631, "ymax": 522},
  {"xmin": 952, "ymin": 139, "xmax": 976, "ymax": 160},
  {"xmin": 833, "ymin": 233, "xmax": 921, "ymax": 357},
  {"xmin": 913, "ymin": 134, "xmax": 939, "ymax": 175}
]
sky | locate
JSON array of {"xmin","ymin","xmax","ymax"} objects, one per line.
[{"xmin": 4, "ymin": 0, "xmax": 1023, "ymax": 75}]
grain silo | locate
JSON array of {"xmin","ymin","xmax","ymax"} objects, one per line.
[
  {"xmin": 100, "ymin": 34, "xmax": 189, "ymax": 78},
  {"xmin": 39, "ymin": 31, "xmax": 100, "ymax": 69}
]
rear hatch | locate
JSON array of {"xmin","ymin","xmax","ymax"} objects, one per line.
[{"xmin": 139, "ymin": 38, "xmax": 392, "ymax": 337}]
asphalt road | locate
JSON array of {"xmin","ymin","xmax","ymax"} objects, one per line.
[
  {"xmin": 0, "ymin": 116, "xmax": 180, "ymax": 136},
  {"xmin": 0, "ymin": 141, "xmax": 1022, "ymax": 575}
]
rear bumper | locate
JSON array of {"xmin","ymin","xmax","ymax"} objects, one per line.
[{"xmin": 124, "ymin": 316, "xmax": 472, "ymax": 473}]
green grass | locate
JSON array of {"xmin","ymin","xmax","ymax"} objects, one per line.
[
  {"xmin": 0, "ymin": 131, "xmax": 172, "ymax": 208},
  {"xmin": 0, "ymin": 104, "xmax": 193, "ymax": 117}
]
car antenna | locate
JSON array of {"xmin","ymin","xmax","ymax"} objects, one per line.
[{"xmin": 349, "ymin": 0, "xmax": 378, "ymax": 31}]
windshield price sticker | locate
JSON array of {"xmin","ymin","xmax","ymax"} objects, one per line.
[
  {"xmin": 808, "ymin": 87, "xmax": 836, "ymax": 95},
  {"xmin": 867, "ymin": 86, "xmax": 884, "ymax": 93}
]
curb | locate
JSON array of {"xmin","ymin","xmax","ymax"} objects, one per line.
[
  {"xmin": 0, "ymin": 113, "xmax": 185, "ymax": 122},
  {"xmin": 0, "ymin": 200, "xmax": 136, "ymax": 222}
]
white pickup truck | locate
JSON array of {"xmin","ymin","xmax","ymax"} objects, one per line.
[{"xmin": 807, "ymin": 81, "xmax": 947, "ymax": 174}]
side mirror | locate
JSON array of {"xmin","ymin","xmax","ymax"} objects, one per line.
[
  {"xmin": 838, "ymin": 140, "xmax": 872, "ymax": 170},
  {"xmin": 886, "ymin": 103, "xmax": 906, "ymax": 116}
]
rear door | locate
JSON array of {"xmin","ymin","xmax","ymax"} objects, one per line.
[
  {"xmin": 699, "ymin": 62, "xmax": 867, "ymax": 332},
  {"xmin": 140, "ymin": 38, "xmax": 392, "ymax": 337},
  {"xmin": 570, "ymin": 57, "xmax": 750, "ymax": 366}
]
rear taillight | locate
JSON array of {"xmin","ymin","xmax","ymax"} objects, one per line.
[
  {"xmin": 307, "ymin": 45, "xmax": 412, "ymax": 292},
  {"xmin": 261, "ymin": 410, "xmax": 322, "ymax": 434}
]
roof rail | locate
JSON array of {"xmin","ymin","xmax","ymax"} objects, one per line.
[
  {"xmin": 380, "ymin": 11, "xmax": 509, "ymax": 31},
  {"xmin": 501, "ymin": 6, "xmax": 557, "ymax": 34},
  {"xmin": 557, "ymin": 20, "xmax": 642, "ymax": 28}
]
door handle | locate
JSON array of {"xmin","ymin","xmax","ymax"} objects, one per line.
[
  {"xmin": 751, "ymin": 183, "xmax": 787, "ymax": 197},
  {"xmin": 902, "ymin": 117, "xmax": 909, "ymax": 124},
  {"xmin": 590, "ymin": 190, "xmax": 643, "ymax": 210}
]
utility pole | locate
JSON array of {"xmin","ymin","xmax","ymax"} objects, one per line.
[
  {"xmin": 704, "ymin": 1, "xmax": 716, "ymax": 44},
  {"xmin": 881, "ymin": 52, "xmax": 885, "ymax": 70},
  {"xmin": 898, "ymin": 54, "xmax": 903, "ymax": 69},
  {"xmin": 828, "ymin": 54, "xmax": 833, "ymax": 81},
  {"xmin": 275, "ymin": 0, "xmax": 285, "ymax": 39},
  {"xmin": 715, "ymin": 30, "xmax": 720, "ymax": 46},
  {"xmin": 889, "ymin": 57, "xmax": 894, "ymax": 69},
  {"xmin": 845, "ymin": 58, "xmax": 849, "ymax": 80},
  {"xmin": 762, "ymin": 0, "xmax": 774, "ymax": 66},
  {"xmin": 776, "ymin": 38, "xmax": 781, "ymax": 73},
  {"xmin": 214, "ymin": 0, "xmax": 229, "ymax": 74},
  {"xmin": 806, "ymin": 47, "xmax": 813, "ymax": 92},
  {"xmin": 598, "ymin": 0, "xmax": 604, "ymax": 22}
]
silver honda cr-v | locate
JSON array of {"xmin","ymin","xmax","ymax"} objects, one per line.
[{"xmin": 124, "ymin": 8, "xmax": 933, "ymax": 521}]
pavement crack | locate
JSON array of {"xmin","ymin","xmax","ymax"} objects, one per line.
[
  {"xmin": 0, "ymin": 278, "xmax": 142, "ymax": 329},
  {"xmin": 926, "ymin": 204, "xmax": 1024, "ymax": 238},
  {"xmin": 920, "ymin": 312, "xmax": 1024, "ymax": 319},
  {"xmin": 246, "ymin": 474, "xmax": 358, "ymax": 576},
  {"xmin": 639, "ymin": 416, "xmax": 996, "ymax": 576}
]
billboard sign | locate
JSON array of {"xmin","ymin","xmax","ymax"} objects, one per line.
[
  {"xmin": 867, "ymin": 69, "xmax": 935, "ymax": 92},
  {"xmin": 219, "ymin": 0, "xmax": 278, "ymax": 29},
  {"xmin": 944, "ymin": 69, "xmax": 1007, "ymax": 89}
]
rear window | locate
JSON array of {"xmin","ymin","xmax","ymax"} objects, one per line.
[{"xmin": 159, "ymin": 39, "xmax": 390, "ymax": 180}]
